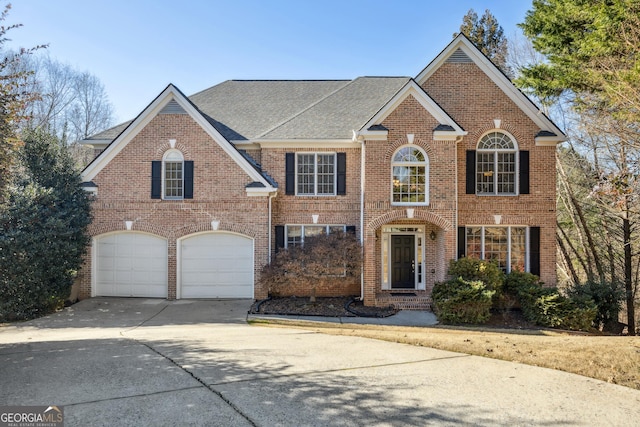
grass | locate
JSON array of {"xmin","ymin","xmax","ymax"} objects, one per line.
[{"xmin": 250, "ymin": 319, "xmax": 640, "ymax": 390}]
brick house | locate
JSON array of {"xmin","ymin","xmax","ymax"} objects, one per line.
[{"xmin": 77, "ymin": 35, "xmax": 564, "ymax": 308}]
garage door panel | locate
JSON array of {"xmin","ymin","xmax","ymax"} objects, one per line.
[
  {"xmin": 95, "ymin": 232, "xmax": 167, "ymax": 298},
  {"xmin": 180, "ymin": 233, "xmax": 253, "ymax": 299}
]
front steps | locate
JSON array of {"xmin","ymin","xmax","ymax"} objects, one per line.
[{"xmin": 375, "ymin": 292, "xmax": 432, "ymax": 311}]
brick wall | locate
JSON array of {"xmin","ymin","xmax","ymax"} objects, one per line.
[
  {"xmin": 422, "ymin": 62, "xmax": 558, "ymax": 287},
  {"xmin": 80, "ymin": 114, "xmax": 272, "ymax": 299}
]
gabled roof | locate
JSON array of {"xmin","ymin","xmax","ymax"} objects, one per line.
[
  {"xmin": 81, "ymin": 84, "xmax": 277, "ymax": 194},
  {"xmin": 416, "ymin": 34, "xmax": 566, "ymax": 145},
  {"xmin": 357, "ymin": 79, "xmax": 466, "ymax": 141}
]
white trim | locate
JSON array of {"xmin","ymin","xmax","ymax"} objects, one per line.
[
  {"xmin": 390, "ymin": 145, "xmax": 430, "ymax": 206},
  {"xmin": 360, "ymin": 80, "xmax": 466, "ymax": 137},
  {"xmin": 416, "ymin": 35, "xmax": 565, "ymax": 143},
  {"xmin": 248, "ymin": 139, "xmax": 356, "ymax": 149},
  {"xmin": 475, "ymin": 130, "xmax": 520, "ymax": 196},
  {"xmin": 284, "ymin": 224, "xmax": 347, "ymax": 248},
  {"xmin": 246, "ymin": 187, "xmax": 278, "ymax": 197},
  {"xmin": 81, "ymin": 84, "xmax": 276, "ymax": 191},
  {"xmin": 295, "ymin": 152, "xmax": 337, "ymax": 196}
]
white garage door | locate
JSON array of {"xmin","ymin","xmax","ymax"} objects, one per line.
[
  {"xmin": 95, "ymin": 233, "xmax": 167, "ymax": 298},
  {"xmin": 180, "ymin": 232, "xmax": 254, "ymax": 299}
]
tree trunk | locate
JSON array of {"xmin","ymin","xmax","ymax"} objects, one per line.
[{"xmin": 622, "ymin": 213, "xmax": 635, "ymax": 335}]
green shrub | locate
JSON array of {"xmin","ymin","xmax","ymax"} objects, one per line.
[
  {"xmin": 505, "ymin": 271, "xmax": 596, "ymax": 331},
  {"xmin": 566, "ymin": 281, "xmax": 624, "ymax": 332},
  {"xmin": 448, "ymin": 257, "xmax": 504, "ymax": 292},
  {"xmin": 432, "ymin": 277, "xmax": 495, "ymax": 324},
  {"xmin": 0, "ymin": 130, "xmax": 92, "ymax": 321}
]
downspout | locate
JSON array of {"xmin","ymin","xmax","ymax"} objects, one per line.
[
  {"xmin": 359, "ymin": 133, "xmax": 366, "ymax": 301},
  {"xmin": 268, "ymin": 192, "xmax": 276, "ymax": 264}
]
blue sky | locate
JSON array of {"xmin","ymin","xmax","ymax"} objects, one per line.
[{"xmin": 7, "ymin": 1, "xmax": 532, "ymax": 123}]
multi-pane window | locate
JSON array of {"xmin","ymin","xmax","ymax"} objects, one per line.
[
  {"xmin": 465, "ymin": 226, "xmax": 527, "ymax": 272},
  {"xmin": 297, "ymin": 153, "xmax": 335, "ymax": 195},
  {"xmin": 391, "ymin": 146, "xmax": 428, "ymax": 204},
  {"xmin": 286, "ymin": 224, "xmax": 345, "ymax": 248},
  {"xmin": 163, "ymin": 150, "xmax": 184, "ymax": 199},
  {"xmin": 476, "ymin": 132, "xmax": 517, "ymax": 195}
]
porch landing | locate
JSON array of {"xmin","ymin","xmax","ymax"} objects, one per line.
[{"xmin": 375, "ymin": 291, "xmax": 432, "ymax": 311}]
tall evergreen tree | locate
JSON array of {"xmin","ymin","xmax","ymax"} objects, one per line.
[
  {"xmin": 454, "ymin": 8, "xmax": 511, "ymax": 76},
  {"xmin": 0, "ymin": 129, "xmax": 92, "ymax": 321},
  {"xmin": 519, "ymin": 0, "xmax": 640, "ymax": 335}
]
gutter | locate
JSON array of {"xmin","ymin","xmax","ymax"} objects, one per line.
[{"xmin": 356, "ymin": 131, "xmax": 366, "ymax": 301}]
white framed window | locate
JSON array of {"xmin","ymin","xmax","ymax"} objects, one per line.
[
  {"xmin": 296, "ymin": 153, "xmax": 336, "ymax": 195},
  {"xmin": 476, "ymin": 131, "xmax": 518, "ymax": 195},
  {"xmin": 391, "ymin": 146, "xmax": 429, "ymax": 205},
  {"xmin": 285, "ymin": 224, "xmax": 345, "ymax": 248},
  {"xmin": 465, "ymin": 226, "xmax": 527, "ymax": 272},
  {"xmin": 163, "ymin": 149, "xmax": 184, "ymax": 199}
]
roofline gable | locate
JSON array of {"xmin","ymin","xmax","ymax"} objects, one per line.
[
  {"xmin": 416, "ymin": 34, "xmax": 566, "ymax": 143},
  {"xmin": 358, "ymin": 79, "xmax": 466, "ymax": 138},
  {"xmin": 81, "ymin": 84, "xmax": 276, "ymax": 191}
]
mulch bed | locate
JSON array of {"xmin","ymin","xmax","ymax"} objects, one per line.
[
  {"xmin": 249, "ymin": 296, "xmax": 398, "ymax": 318},
  {"xmin": 250, "ymin": 296, "xmax": 542, "ymax": 329}
]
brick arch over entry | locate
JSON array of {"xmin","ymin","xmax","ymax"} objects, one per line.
[{"xmin": 366, "ymin": 210, "xmax": 452, "ymax": 232}]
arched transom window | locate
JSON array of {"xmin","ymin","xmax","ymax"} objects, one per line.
[
  {"xmin": 163, "ymin": 149, "xmax": 184, "ymax": 199},
  {"xmin": 391, "ymin": 146, "xmax": 429, "ymax": 205},
  {"xmin": 476, "ymin": 131, "xmax": 518, "ymax": 195}
]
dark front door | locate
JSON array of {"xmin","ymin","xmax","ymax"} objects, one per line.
[{"xmin": 391, "ymin": 235, "xmax": 415, "ymax": 289}]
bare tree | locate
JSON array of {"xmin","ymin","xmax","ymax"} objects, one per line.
[{"xmin": 66, "ymin": 71, "xmax": 113, "ymax": 142}]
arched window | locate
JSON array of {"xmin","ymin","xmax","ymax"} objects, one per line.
[
  {"xmin": 391, "ymin": 146, "xmax": 428, "ymax": 205},
  {"xmin": 163, "ymin": 149, "xmax": 184, "ymax": 199},
  {"xmin": 476, "ymin": 131, "xmax": 518, "ymax": 195}
]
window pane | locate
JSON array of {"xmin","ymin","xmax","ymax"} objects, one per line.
[
  {"xmin": 466, "ymin": 227, "xmax": 483, "ymax": 259},
  {"xmin": 497, "ymin": 152, "xmax": 516, "ymax": 194},
  {"xmin": 297, "ymin": 154, "xmax": 315, "ymax": 194},
  {"xmin": 393, "ymin": 147, "xmax": 425, "ymax": 162},
  {"xmin": 484, "ymin": 227, "xmax": 508, "ymax": 270},
  {"xmin": 164, "ymin": 161, "xmax": 183, "ymax": 198},
  {"xmin": 393, "ymin": 166, "xmax": 425, "ymax": 203},
  {"xmin": 510, "ymin": 227, "xmax": 526, "ymax": 272},
  {"xmin": 476, "ymin": 152, "xmax": 495, "ymax": 194},
  {"xmin": 316, "ymin": 154, "xmax": 335, "ymax": 195},
  {"xmin": 287, "ymin": 226, "xmax": 302, "ymax": 247},
  {"xmin": 329, "ymin": 225, "xmax": 345, "ymax": 234},
  {"xmin": 304, "ymin": 226, "xmax": 325, "ymax": 238}
]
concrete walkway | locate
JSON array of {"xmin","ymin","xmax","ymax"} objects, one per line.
[
  {"xmin": 247, "ymin": 309, "xmax": 439, "ymax": 327},
  {"xmin": 1, "ymin": 298, "xmax": 639, "ymax": 426}
]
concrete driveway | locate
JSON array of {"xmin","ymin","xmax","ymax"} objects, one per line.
[{"xmin": 1, "ymin": 298, "xmax": 639, "ymax": 426}]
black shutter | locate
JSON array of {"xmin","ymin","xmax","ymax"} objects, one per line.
[
  {"xmin": 346, "ymin": 225, "xmax": 356, "ymax": 234},
  {"xmin": 457, "ymin": 226, "xmax": 466, "ymax": 259},
  {"xmin": 285, "ymin": 153, "xmax": 295, "ymax": 195},
  {"xmin": 466, "ymin": 150, "xmax": 476, "ymax": 194},
  {"xmin": 337, "ymin": 152, "xmax": 346, "ymax": 195},
  {"xmin": 275, "ymin": 225, "xmax": 285, "ymax": 252},
  {"xmin": 519, "ymin": 150, "xmax": 530, "ymax": 195},
  {"xmin": 184, "ymin": 161, "xmax": 194, "ymax": 199},
  {"xmin": 151, "ymin": 161, "xmax": 162, "ymax": 199},
  {"xmin": 530, "ymin": 226, "xmax": 541, "ymax": 276}
]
